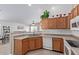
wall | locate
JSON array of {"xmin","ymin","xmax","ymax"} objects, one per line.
[
  {"xmin": 0, "ymin": 21, "xmax": 28, "ymax": 33},
  {"xmin": 41, "ymin": 29, "xmax": 72, "ymax": 35}
]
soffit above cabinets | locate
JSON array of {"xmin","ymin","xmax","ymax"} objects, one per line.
[{"xmin": 0, "ymin": 4, "xmax": 76, "ymax": 25}]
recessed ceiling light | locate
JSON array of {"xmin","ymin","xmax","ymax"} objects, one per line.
[
  {"xmin": 28, "ymin": 4, "xmax": 32, "ymax": 6},
  {"xmin": 52, "ymin": 7, "xmax": 55, "ymax": 10}
]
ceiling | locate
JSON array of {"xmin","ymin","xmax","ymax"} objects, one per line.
[{"xmin": 0, "ymin": 4, "xmax": 76, "ymax": 25}]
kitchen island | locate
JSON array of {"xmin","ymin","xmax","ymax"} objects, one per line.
[
  {"xmin": 12, "ymin": 33, "xmax": 67, "ymax": 55},
  {"xmin": 14, "ymin": 35, "xmax": 43, "ymax": 55}
]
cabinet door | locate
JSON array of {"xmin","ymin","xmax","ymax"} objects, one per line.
[
  {"xmin": 53, "ymin": 38, "xmax": 64, "ymax": 53},
  {"xmin": 35, "ymin": 37, "xmax": 42, "ymax": 49},
  {"xmin": 48, "ymin": 18, "xmax": 56, "ymax": 29},
  {"xmin": 53, "ymin": 38, "xmax": 61, "ymax": 51},
  {"xmin": 71, "ymin": 8, "xmax": 75, "ymax": 18},
  {"xmin": 40, "ymin": 19, "xmax": 49, "ymax": 29},
  {"xmin": 66, "ymin": 16, "xmax": 70, "ymax": 29},
  {"xmin": 29, "ymin": 38, "xmax": 35, "ymax": 50},
  {"xmin": 22, "ymin": 39, "xmax": 29, "ymax": 54},
  {"xmin": 77, "ymin": 5, "xmax": 79, "ymax": 16},
  {"xmin": 60, "ymin": 39, "xmax": 64, "ymax": 53},
  {"xmin": 56, "ymin": 17, "xmax": 67, "ymax": 29},
  {"xmin": 74, "ymin": 7, "xmax": 78, "ymax": 17},
  {"xmin": 14, "ymin": 39, "xmax": 22, "ymax": 55}
]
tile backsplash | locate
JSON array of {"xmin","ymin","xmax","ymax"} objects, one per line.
[{"xmin": 41, "ymin": 29, "xmax": 72, "ymax": 35}]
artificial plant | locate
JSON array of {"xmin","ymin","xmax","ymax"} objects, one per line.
[{"xmin": 40, "ymin": 10, "xmax": 49, "ymax": 19}]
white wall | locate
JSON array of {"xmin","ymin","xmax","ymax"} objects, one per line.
[
  {"xmin": 0, "ymin": 21, "xmax": 28, "ymax": 33},
  {"xmin": 41, "ymin": 29, "xmax": 72, "ymax": 35}
]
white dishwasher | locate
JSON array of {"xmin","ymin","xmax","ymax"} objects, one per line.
[{"xmin": 43, "ymin": 36, "xmax": 52, "ymax": 50}]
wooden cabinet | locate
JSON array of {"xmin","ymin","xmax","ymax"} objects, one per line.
[
  {"xmin": 14, "ymin": 39, "xmax": 22, "ymax": 55},
  {"xmin": 60, "ymin": 38, "xmax": 64, "ymax": 52},
  {"xmin": 14, "ymin": 36, "xmax": 43, "ymax": 55},
  {"xmin": 56, "ymin": 17, "xmax": 67, "ymax": 29},
  {"xmin": 14, "ymin": 39, "xmax": 29, "ymax": 55},
  {"xmin": 40, "ymin": 18, "xmax": 56, "ymax": 29},
  {"xmin": 48, "ymin": 18, "xmax": 56, "ymax": 29},
  {"xmin": 29, "ymin": 38, "xmax": 36, "ymax": 50},
  {"xmin": 53, "ymin": 38, "xmax": 64, "ymax": 53},
  {"xmin": 73, "ymin": 5, "xmax": 79, "ymax": 17},
  {"xmin": 22, "ymin": 39, "xmax": 29, "ymax": 54},
  {"xmin": 35, "ymin": 37, "xmax": 42, "ymax": 49},
  {"xmin": 70, "ymin": 4, "xmax": 79, "ymax": 19},
  {"xmin": 40, "ymin": 19, "xmax": 49, "ymax": 29},
  {"xmin": 71, "ymin": 8, "xmax": 75, "ymax": 18},
  {"xmin": 77, "ymin": 5, "xmax": 79, "ymax": 15},
  {"xmin": 73, "ymin": 7, "xmax": 78, "ymax": 17},
  {"xmin": 29, "ymin": 37, "xmax": 43, "ymax": 50},
  {"xmin": 40, "ymin": 17, "xmax": 68, "ymax": 29},
  {"xmin": 66, "ymin": 16, "xmax": 70, "ymax": 29}
]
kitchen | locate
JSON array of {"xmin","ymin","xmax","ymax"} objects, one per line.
[{"xmin": 0, "ymin": 4, "xmax": 79, "ymax": 55}]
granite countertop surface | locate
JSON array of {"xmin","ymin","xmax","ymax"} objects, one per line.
[
  {"xmin": 13, "ymin": 33, "xmax": 74, "ymax": 40},
  {"xmin": 14, "ymin": 35, "xmax": 42, "ymax": 40}
]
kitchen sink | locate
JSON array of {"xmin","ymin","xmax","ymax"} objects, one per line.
[{"xmin": 66, "ymin": 40, "xmax": 79, "ymax": 48}]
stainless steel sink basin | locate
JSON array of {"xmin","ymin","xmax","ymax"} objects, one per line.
[{"xmin": 66, "ymin": 40, "xmax": 79, "ymax": 48}]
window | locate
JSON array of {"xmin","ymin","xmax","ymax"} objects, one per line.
[{"xmin": 31, "ymin": 25, "xmax": 38, "ymax": 32}]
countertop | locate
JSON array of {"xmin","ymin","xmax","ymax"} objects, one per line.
[
  {"xmin": 13, "ymin": 32, "xmax": 79, "ymax": 55},
  {"xmin": 14, "ymin": 35, "xmax": 42, "ymax": 40}
]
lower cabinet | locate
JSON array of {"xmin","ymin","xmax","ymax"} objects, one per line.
[
  {"xmin": 29, "ymin": 38, "xmax": 36, "ymax": 50},
  {"xmin": 22, "ymin": 39, "xmax": 29, "ymax": 54},
  {"xmin": 53, "ymin": 38, "xmax": 64, "ymax": 53},
  {"xmin": 35, "ymin": 37, "xmax": 43, "ymax": 49},
  {"xmin": 14, "ymin": 39, "xmax": 22, "ymax": 55},
  {"xmin": 14, "ymin": 36, "xmax": 42, "ymax": 55},
  {"xmin": 29, "ymin": 37, "xmax": 43, "ymax": 50},
  {"xmin": 14, "ymin": 38, "xmax": 29, "ymax": 55}
]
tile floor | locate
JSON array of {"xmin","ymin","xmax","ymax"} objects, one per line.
[
  {"xmin": 26, "ymin": 49, "xmax": 63, "ymax": 55},
  {"xmin": 0, "ymin": 42, "xmax": 11, "ymax": 55},
  {"xmin": 0, "ymin": 40, "xmax": 63, "ymax": 55}
]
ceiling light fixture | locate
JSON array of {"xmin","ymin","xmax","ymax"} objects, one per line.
[
  {"xmin": 52, "ymin": 7, "xmax": 55, "ymax": 10},
  {"xmin": 28, "ymin": 4, "xmax": 32, "ymax": 6}
]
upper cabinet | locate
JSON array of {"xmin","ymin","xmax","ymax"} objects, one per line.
[
  {"xmin": 48, "ymin": 18, "xmax": 57, "ymax": 29},
  {"xmin": 56, "ymin": 17, "xmax": 67, "ymax": 29},
  {"xmin": 71, "ymin": 8, "xmax": 75, "ymax": 18},
  {"xmin": 40, "ymin": 18, "xmax": 56, "ymax": 29},
  {"xmin": 77, "ymin": 5, "xmax": 79, "ymax": 15},
  {"xmin": 70, "ymin": 5, "xmax": 79, "ymax": 19},
  {"xmin": 40, "ymin": 17, "xmax": 68, "ymax": 29},
  {"xmin": 73, "ymin": 6, "xmax": 77, "ymax": 17},
  {"xmin": 40, "ymin": 19, "xmax": 49, "ymax": 29}
]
